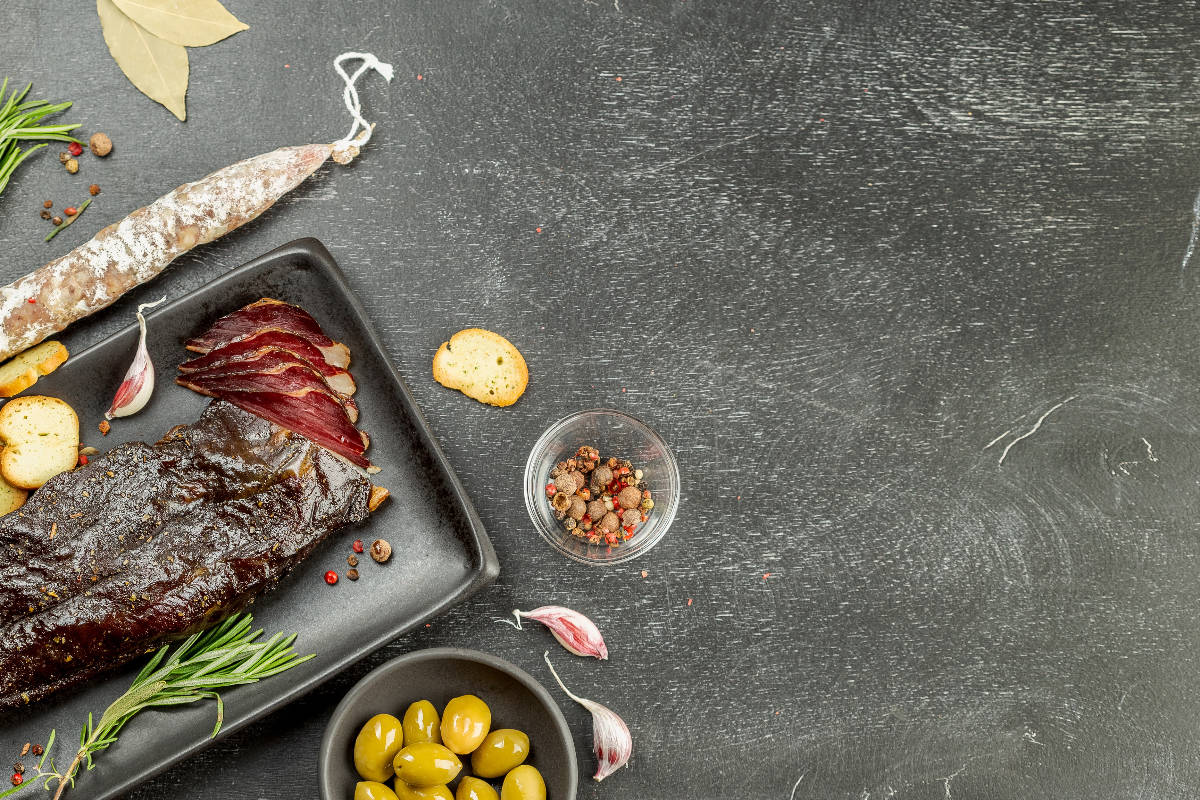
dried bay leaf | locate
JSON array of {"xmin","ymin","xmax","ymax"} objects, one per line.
[
  {"xmin": 111, "ymin": 0, "xmax": 248, "ymax": 48},
  {"xmin": 97, "ymin": 0, "xmax": 189, "ymax": 121}
]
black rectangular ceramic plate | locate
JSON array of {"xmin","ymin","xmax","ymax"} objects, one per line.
[{"xmin": 0, "ymin": 238, "xmax": 499, "ymax": 798}]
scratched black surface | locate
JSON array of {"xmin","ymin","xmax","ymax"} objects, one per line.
[{"xmin": 4, "ymin": 1, "xmax": 1200, "ymax": 798}]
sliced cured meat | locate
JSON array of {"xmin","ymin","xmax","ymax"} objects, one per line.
[
  {"xmin": 179, "ymin": 330, "xmax": 355, "ymax": 394},
  {"xmin": 182, "ymin": 345, "xmax": 355, "ymax": 397},
  {"xmin": 185, "ymin": 299, "xmax": 350, "ymax": 368},
  {"xmin": 178, "ymin": 363, "xmax": 359, "ymax": 422},
  {"xmin": 200, "ymin": 386, "xmax": 371, "ymax": 469}
]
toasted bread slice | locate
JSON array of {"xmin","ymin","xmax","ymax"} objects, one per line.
[
  {"xmin": 0, "ymin": 472, "xmax": 28, "ymax": 516},
  {"xmin": 0, "ymin": 395, "xmax": 79, "ymax": 489},
  {"xmin": 432, "ymin": 328, "xmax": 529, "ymax": 407},
  {"xmin": 0, "ymin": 341, "xmax": 68, "ymax": 397}
]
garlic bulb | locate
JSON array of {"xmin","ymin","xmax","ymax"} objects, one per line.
[{"xmin": 106, "ymin": 298, "xmax": 165, "ymax": 420}]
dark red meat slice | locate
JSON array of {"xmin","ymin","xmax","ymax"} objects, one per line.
[
  {"xmin": 179, "ymin": 329, "xmax": 354, "ymax": 388},
  {"xmin": 199, "ymin": 387, "xmax": 371, "ymax": 469},
  {"xmin": 185, "ymin": 299, "xmax": 350, "ymax": 368},
  {"xmin": 177, "ymin": 363, "xmax": 359, "ymax": 422},
  {"xmin": 183, "ymin": 346, "xmax": 356, "ymax": 398}
]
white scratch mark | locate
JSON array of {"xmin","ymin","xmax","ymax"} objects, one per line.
[
  {"xmin": 639, "ymin": 133, "xmax": 762, "ymax": 175},
  {"xmin": 787, "ymin": 774, "xmax": 805, "ymax": 800},
  {"xmin": 1023, "ymin": 727, "xmax": 1044, "ymax": 746},
  {"xmin": 997, "ymin": 395, "xmax": 1078, "ymax": 465},
  {"xmin": 1181, "ymin": 187, "xmax": 1200, "ymax": 272},
  {"xmin": 1116, "ymin": 437, "xmax": 1159, "ymax": 475},
  {"xmin": 983, "ymin": 429, "xmax": 1012, "ymax": 450},
  {"xmin": 940, "ymin": 764, "xmax": 967, "ymax": 800}
]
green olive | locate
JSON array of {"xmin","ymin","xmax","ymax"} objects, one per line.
[
  {"xmin": 392, "ymin": 742, "xmax": 463, "ymax": 787},
  {"xmin": 440, "ymin": 694, "xmax": 491, "ymax": 754},
  {"xmin": 500, "ymin": 765, "xmax": 546, "ymax": 800},
  {"xmin": 354, "ymin": 713, "xmax": 405, "ymax": 782},
  {"xmin": 403, "ymin": 700, "xmax": 442, "ymax": 745},
  {"xmin": 392, "ymin": 782, "xmax": 453, "ymax": 800},
  {"xmin": 356, "ymin": 781, "xmax": 401, "ymax": 800},
  {"xmin": 470, "ymin": 729, "xmax": 530, "ymax": 778},
  {"xmin": 456, "ymin": 776, "xmax": 500, "ymax": 800}
]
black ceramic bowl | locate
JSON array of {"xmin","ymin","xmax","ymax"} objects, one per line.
[{"xmin": 319, "ymin": 648, "xmax": 578, "ymax": 799}]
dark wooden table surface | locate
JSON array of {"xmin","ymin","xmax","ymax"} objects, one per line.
[{"xmin": 6, "ymin": 1, "xmax": 1200, "ymax": 798}]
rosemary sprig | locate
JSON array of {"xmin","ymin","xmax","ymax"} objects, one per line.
[
  {"xmin": 0, "ymin": 613, "xmax": 313, "ymax": 800},
  {"xmin": 0, "ymin": 79, "xmax": 80, "ymax": 198}
]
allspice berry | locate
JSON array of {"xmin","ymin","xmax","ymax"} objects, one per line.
[
  {"xmin": 568, "ymin": 496, "xmax": 587, "ymax": 520},
  {"xmin": 64, "ymin": 158, "xmax": 79, "ymax": 174},
  {"xmin": 617, "ymin": 486, "xmax": 641, "ymax": 509},
  {"xmin": 89, "ymin": 132, "xmax": 113, "ymax": 157},
  {"xmin": 621, "ymin": 508, "xmax": 641, "ymax": 527},
  {"xmin": 592, "ymin": 466, "xmax": 614, "ymax": 487},
  {"xmin": 370, "ymin": 538, "xmax": 392, "ymax": 563},
  {"xmin": 551, "ymin": 492, "xmax": 571, "ymax": 513},
  {"xmin": 599, "ymin": 511, "xmax": 620, "ymax": 532},
  {"xmin": 586, "ymin": 499, "xmax": 606, "ymax": 521},
  {"xmin": 89, "ymin": 184, "xmax": 101, "ymax": 196}
]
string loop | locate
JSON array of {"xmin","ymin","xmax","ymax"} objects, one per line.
[{"xmin": 331, "ymin": 51, "xmax": 394, "ymax": 164}]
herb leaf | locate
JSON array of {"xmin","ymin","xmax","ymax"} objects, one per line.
[
  {"xmin": 112, "ymin": 0, "xmax": 248, "ymax": 48},
  {"xmin": 97, "ymin": 0, "xmax": 189, "ymax": 121}
]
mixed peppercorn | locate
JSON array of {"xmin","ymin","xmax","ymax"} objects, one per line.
[
  {"xmin": 546, "ymin": 445, "xmax": 654, "ymax": 546},
  {"xmin": 325, "ymin": 538, "xmax": 390, "ymax": 586}
]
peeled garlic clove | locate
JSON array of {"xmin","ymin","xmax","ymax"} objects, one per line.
[
  {"xmin": 106, "ymin": 298, "xmax": 165, "ymax": 420},
  {"xmin": 543, "ymin": 651, "xmax": 631, "ymax": 781},
  {"xmin": 512, "ymin": 606, "xmax": 608, "ymax": 659}
]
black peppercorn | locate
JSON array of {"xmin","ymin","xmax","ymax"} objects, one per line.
[
  {"xmin": 346, "ymin": 569, "xmax": 359, "ymax": 581},
  {"xmin": 29, "ymin": 745, "xmax": 42, "ymax": 757}
]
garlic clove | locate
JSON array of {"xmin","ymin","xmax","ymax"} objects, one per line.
[
  {"xmin": 106, "ymin": 298, "xmax": 165, "ymax": 420},
  {"xmin": 512, "ymin": 606, "xmax": 608, "ymax": 660},
  {"xmin": 543, "ymin": 651, "xmax": 631, "ymax": 781}
]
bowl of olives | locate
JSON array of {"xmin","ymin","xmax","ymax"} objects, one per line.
[{"xmin": 319, "ymin": 647, "xmax": 578, "ymax": 800}]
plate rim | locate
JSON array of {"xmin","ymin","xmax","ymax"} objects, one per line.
[{"xmin": 50, "ymin": 237, "xmax": 500, "ymax": 799}]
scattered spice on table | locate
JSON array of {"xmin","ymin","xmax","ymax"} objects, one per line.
[
  {"xmin": 346, "ymin": 569, "xmax": 359, "ymax": 581},
  {"xmin": 88, "ymin": 132, "xmax": 112, "ymax": 157},
  {"xmin": 547, "ymin": 445, "xmax": 653, "ymax": 546},
  {"xmin": 370, "ymin": 538, "xmax": 392, "ymax": 563},
  {"xmin": 66, "ymin": 141, "xmax": 83, "ymax": 157},
  {"xmin": 38, "ymin": 210, "xmax": 49, "ymax": 220},
  {"xmin": 63, "ymin": 158, "xmax": 78, "ymax": 174},
  {"xmin": 88, "ymin": 184, "xmax": 100, "ymax": 196},
  {"xmin": 352, "ymin": 538, "xmax": 364, "ymax": 553},
  {"xmin": 324, "ymin": 570, "xmax": 338, "ymax": 585},
  {"xmin": 44, "ymin": 197, "xmax": 90, "ymax": 242},
  {"xmin": 41, "ymin": 200, "xmax": 51, "ymax": 209},
  {"xmin": 97, "ymin": 419, "xmax": 110, "ymax": 436}
]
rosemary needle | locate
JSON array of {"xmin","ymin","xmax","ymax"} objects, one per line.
[{"xmin": 43, "ymin": 199, "xmax": 90, "ymax": 243}]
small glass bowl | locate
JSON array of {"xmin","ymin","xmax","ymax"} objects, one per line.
[{"xmin": 524, "ymin": 409, "xmax": 679, "ymax": 565}]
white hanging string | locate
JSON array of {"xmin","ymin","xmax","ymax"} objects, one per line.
[{"xmin": 331, "ymin": 51, "xmax": 394, "ymax": 164}]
